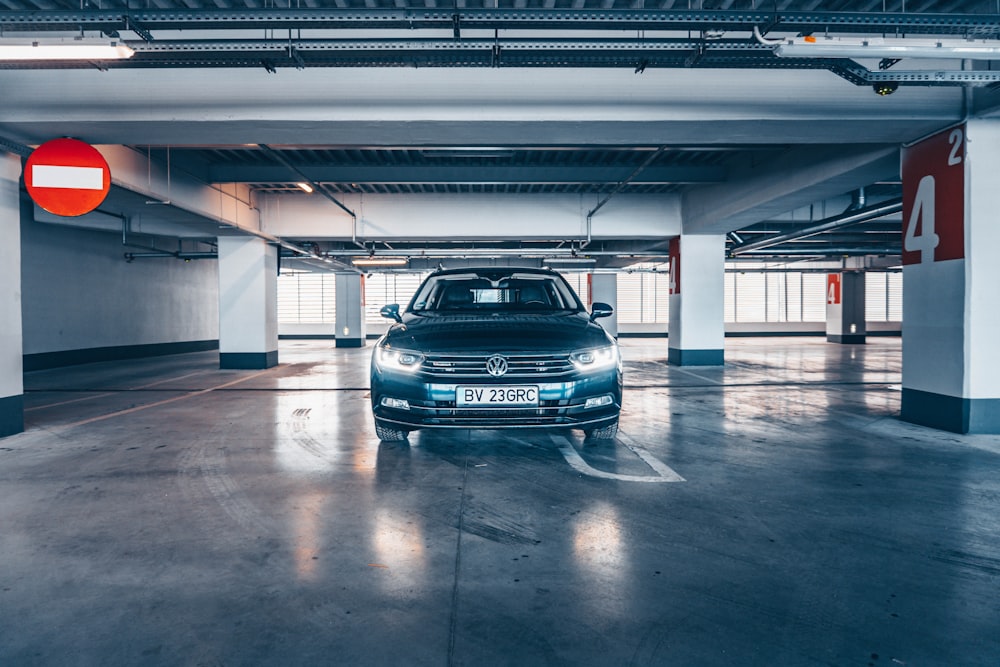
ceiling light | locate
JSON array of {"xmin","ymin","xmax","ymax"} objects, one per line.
[
  {"xmin": 773, "ymin": 36, "xmax": 1000, "ymax": 60},
  {"xmin": 0, "ymin": 40, "xmax": 135, "ymax": 61},
  {"xmin": 873, "ymin": 81, "xmax": 899, "ymax": 96},
  {"xmin": 352, "ymin": 257, "xmax": 409, "ymax": 267},
  {"xmin": 296, "ymin": 182, "xmax": 314, "ymax": 193}
]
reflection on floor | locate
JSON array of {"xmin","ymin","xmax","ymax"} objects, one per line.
[{"xmin": 3, "ymin": 337, "xmax": 999, "ymax": 665}]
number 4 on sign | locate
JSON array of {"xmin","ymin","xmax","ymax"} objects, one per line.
[{"xmin": 905, "ymin": 175, "xmax": 939, "ymax": 264}]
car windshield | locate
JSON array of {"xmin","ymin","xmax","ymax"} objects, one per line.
[{"xmin": 409, "ymin": 272, "xmax": 585, "ymax": 313}]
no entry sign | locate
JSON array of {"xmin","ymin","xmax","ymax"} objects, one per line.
[{"xmin": 25, "ymin": 138, "xmax": 111, "ymax": 217}]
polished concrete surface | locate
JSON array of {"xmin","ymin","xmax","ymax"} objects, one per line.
[{"xmin": 2, "ymin": 338, "xmax": 999, "ymax": 666}]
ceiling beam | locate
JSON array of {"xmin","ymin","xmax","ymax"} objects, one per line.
[
  {"xmin": 682, "ymin": 144, "xmax": 900, "ymax": 236},
  {"xmin": 206, "ymin": 163, "xmax": 727, "ymax": 185}
]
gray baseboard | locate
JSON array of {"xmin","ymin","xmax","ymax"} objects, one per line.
[
  {"xmin": 24, "ymin": 340, "xmax": 219, "ymax": 372},
  {"xmin": 0, "ymin": 394, "xmax": 24, "ymax": 437},
  {"xmin": 902, "ymin": 388, "xmax": 1000, "ymax": 434},
  {"xmin": 827, "ymin": 334, "xmax": 867, "ymax": 344},
  {"xmin": 220, "ymin": 351, "xmax": 279, "ymax": 369},
  {"xmin": 668, "ymin": 348, "xmax": 724, "ymax": 366}
]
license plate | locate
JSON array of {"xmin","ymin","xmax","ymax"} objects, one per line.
[{"xmin": 456, "ymin": 386, "xmax": 539, "ymax": 406}]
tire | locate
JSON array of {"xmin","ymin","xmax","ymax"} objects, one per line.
[
  {"xmin": 375, "ymin": 419, "xmax": 409, "ymax": 443},
  {"xmin": 586, "ymin": 419, "xmax": 619, "ymax": 441}
]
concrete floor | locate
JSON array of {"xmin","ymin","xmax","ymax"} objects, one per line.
[{"xmin": 2, "ymin": 337, "xmax": 999, "ymax": 666}]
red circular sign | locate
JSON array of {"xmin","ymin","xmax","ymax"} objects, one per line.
[{"xmin": 25, "ymin": 138, "xmax": 111, "ymax": 217}]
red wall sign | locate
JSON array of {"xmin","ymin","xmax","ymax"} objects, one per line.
[
  {"xmin": 668, "ymin": 238, "xmax": 680, "ymax": 295},
  {"xmin": 901, "ymin": 125, "xmax": 965, "ymax": 266},
  {"xmin": 25, "ymin": 138, "xmax": 111, "ymax": 217},
  {"xmin": 827, "ymin": 274, "xmax": 841, "ymax": 305}
]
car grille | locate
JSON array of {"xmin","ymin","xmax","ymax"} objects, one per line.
[{"xmin": 419, "ymin": 352, "xmax": 574, "ymax": 380}]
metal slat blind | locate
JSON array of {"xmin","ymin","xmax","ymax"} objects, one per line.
[
  {"xmin": 614, "ymin": 272, "xmax": 669, "ymax": 324},
  {"xmin": 888, "ymin": 272, "xmax": 903, "ymax": 321},
  {"xmin": 277, "ymin": 273, "xmax": 337, "ymax": 324},
  {"xmin": 866, "ymin": 273, "xmax": 888, "ymax": 321},
  {"xmin": 734, "ymin": 272, "xmax": 765, "ymax": 322},
  {"xmin": 786, "ymin": 273, "xmax": 803, "ymax": 322},
  {"xmin": 364, "ymin": 272, "xmax": 426, "ymax": 324},
  {"xmin": 559, "ymin": 272, "xmax": 589, "ymax": 308},
  {"xmin": 801, "ymin": 274, "xmax": 827, "ymax": 322},
  {"xmin": 864, "ymin": 272, "xmax": 903, "ymax": 322}
]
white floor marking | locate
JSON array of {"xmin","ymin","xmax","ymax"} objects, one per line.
[
  {"xmin": 615, "ymin": 431, "xmax": 686, "ymax": 482},
  {"xmin": 549, "ymin": 432, "xmax": 685, "ymax": 483}
]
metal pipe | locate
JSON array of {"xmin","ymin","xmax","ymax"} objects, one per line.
[
  {"xmin": 730, "ymin": 198, "xmax": 902, "ymax": 255},
  {"xmin": 586, "ymin": 146, "xmax": 667, "ymax": 227},
  {"xmin": 257, "ymin": 144, "xmax": 357, "ymax": 222},
  {"xmin": 124, "ymin": 252, "xmax": 218, "ymax": 261},
  {"xmin": 736, "ymin": 248, "xmax": 899, "ymax": 256}
]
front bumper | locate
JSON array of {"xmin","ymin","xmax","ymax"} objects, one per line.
[{"xmin": 371, "ymin": 370, "xmax": 622, "ymax": 431}]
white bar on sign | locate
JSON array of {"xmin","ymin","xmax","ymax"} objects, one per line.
[{"xmin": 31, "ymin": 164, "xmax": 104, "ymax": 190}]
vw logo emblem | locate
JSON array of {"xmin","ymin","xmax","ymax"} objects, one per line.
[{"xmin": 486, "ymin": 355, "xmax": 508, "ymax": 377}]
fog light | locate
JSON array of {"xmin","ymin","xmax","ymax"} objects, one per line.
[
  {"xmin": 585, "ymin": 395, "xmax": 613, "ymax": 409},
  {"xmin": 381, "ymin": 397, "xmax": 410, "ymax": 410}
]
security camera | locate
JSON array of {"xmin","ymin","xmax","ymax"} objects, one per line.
[{"xmin": 873, "ymin": 81, "xmax": 899, "ymax": 96}]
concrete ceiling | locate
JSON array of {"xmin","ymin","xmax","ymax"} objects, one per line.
[{"xmin": 1, "ymin": 2, "xmax": 995, "ymax": 268}]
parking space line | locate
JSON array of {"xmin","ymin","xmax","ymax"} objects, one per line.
[
  {"xmin": 548, "ymin": 433, "xmax": 685, "ymax": 483},
  {"xmin": 55, "ymin": 368, "xmax": 276, "ymax": 430},
  {"xmin": 615, "ymin": 431, "xmax": 686, "ymax": 482},
  {"xmin": 26, "ymin": 370, "xmax": 213, "ymax": 412}
]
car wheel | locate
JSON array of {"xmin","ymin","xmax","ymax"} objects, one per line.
[
  {"xmin": 375, "ymin": 419, "xmax": 409, "ymax": 443},
  {"xmin": 586, "ymin": 419, "xmax": 618, "ymax": 441}
]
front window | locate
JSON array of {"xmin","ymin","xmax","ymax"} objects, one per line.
[{"xmin": 409, "ymin": 272, "xmax": 585, "ymax": 313}]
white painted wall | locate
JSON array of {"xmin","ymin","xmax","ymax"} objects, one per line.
[
  {"xmin": 902, "ymin": 260, "xmax": 965, "ymax": 397},
  {"xmin": 668, "ymin": 235, "xmax": 726, "ymax": 352},
  {"xmin": 1, "ymin": 154, "xmax": 23, "ymax": 399},
  {"xmin": 217, "ymin": 237, "xmax": 278, "ymax": 354},
  {"xmin": 964, "ymin": 120, "xmax": 1000, "ymax": 399},
  {"xmin": 21, "ymin": 219, "xmax": 218, "ymax": 355}
]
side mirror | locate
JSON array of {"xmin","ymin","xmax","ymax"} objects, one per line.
[
  {"xmin": 590, "ymin": 302, "xmax": 614, "ymax": 322},
  {"xmin": 380, "ymin": 304, "xmax": 402, "ymax": 323}
]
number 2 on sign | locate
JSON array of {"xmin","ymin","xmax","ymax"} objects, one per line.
[{"xmin": 904, "ymin": 175, "xmax": 939, "ymax": 264}]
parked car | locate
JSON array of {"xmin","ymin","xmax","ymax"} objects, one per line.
[{"xmin": 370, "ymin": 266, "xmax": 622, "ymax": 442}]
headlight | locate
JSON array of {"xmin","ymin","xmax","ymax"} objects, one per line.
[
  {"xmin": 377, "ymin": 346, "xmax": 425, "ymax": 373},
  {"xmin": 570, "ymin": 345, "xmax": 619, "ymax": 371}
]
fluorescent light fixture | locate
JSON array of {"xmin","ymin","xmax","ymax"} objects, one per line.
[
  {"xmin": 352, "ymin": 257, "xmax": 409, "ymax": 267},
  {"xmin": 0, "ymin": 40, "xmax": 135, "ymax": 61},
  {"xmin": 296, "ymin": 182, "xmax": 314, "ymax": 193},
  {"xmin": 544, "ymin": 257, "xmax": 597, "ymax": 264},
  {"xmin": 773, "ymin": 36, "xmax": 1000, "ymax": 60}
]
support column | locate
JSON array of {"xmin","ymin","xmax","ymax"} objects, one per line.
[
  {"xmin": 587, "ymin": 273, "xmax": 618, "ymax": 338},
  {"xmin": 826, "ymin": 272, "xmax": 866, "ymax": 344},
  {"xmin": 218, "ymin": 236, "xmax": 278, "ymax": 369},
  {"xmin": 901, "ymin": 120, "xmax": 1000, "ymax": 433},
  {"xmin": 667, "ymin": 235, "xmax": 725, "ymax": 366},
  {"xmin": 335, "ymin": 273, "xmax": 367, "ymax": 348},
  {"xmin": 0, "ymin": 153, "xmax": 24, "ymax": 437}
]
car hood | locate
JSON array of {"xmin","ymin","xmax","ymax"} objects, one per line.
[{"xmin": 383, "ymin": 312, "xmax": 614, "ymax": 353}]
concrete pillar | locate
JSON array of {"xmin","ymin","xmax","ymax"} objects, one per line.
[
  {"xmin": 900, "ymin": 120, "xmax": 1000, "ymax": 433},
  {"xmin": 826, "ymin": 272, "xmax": 866, "ymax": 344},
  {"xmin": 0, "ymin": 153, "xmax": 24, "ymax": 437},
  {"xmin": 335, "ymin": 273, "xmax": 367, "ymax": 348},
  {"xmin": 587, "ymin": 273, "xmax": 618, "ymax": 338},
  {"xmin": 667, "ymin": 235, "xmax": 725, "ymax": 366},
  {"xmin": 218, "ymin": 236, "xmax": 278, "ymax": 369}
]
